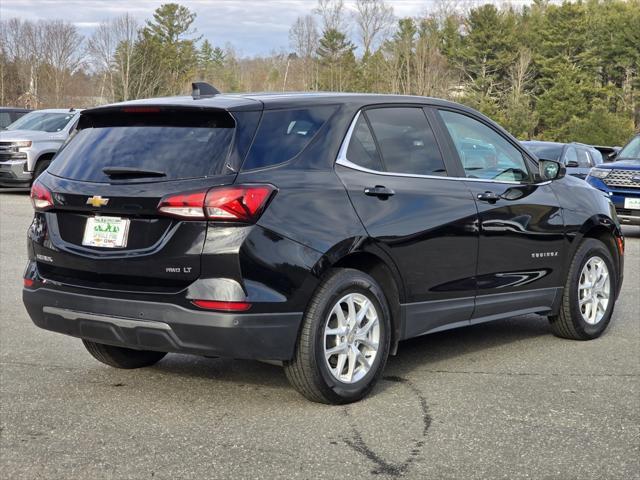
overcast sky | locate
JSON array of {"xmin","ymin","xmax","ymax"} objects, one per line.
[{"xmin": 0, "ymin": 0, "xmax": 533, "ymax": 56}]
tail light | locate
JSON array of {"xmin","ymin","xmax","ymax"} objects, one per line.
[
  {"xmin": 158, "ymin": 185, "xmax": 275, "ymax": 223},
  {"xmin": 30, "ymin": 180, "xmax": 54, "ymax": 211}
]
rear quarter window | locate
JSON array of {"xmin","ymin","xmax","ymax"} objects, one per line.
[{"xmin": 242, "ymin": 106, "xmax": 337, "ymax": 170}]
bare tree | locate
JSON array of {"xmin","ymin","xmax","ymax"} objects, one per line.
[
  {"xmin": 509, "ymin": 48, "xmax": 533, "ymax": 98},
  {"xmin": 353, "ymin": 0, "xmax": 394, "ymax": 55},
  {"xmin": 314, "ymin": 0, "xmax": 347, "ymax": 33},
  {"xmin": 42, "ymin": 21, "xmax": 84, "ymax": 104},
  {"xmin": 289, "ymin": 15, "xmax": 319, "ymax": 89},
  {"xmin": 88, "ymin": 14, "xmax": 138, "ymax": 102}
]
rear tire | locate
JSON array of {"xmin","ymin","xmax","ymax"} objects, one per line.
[
  {"xmin": 82, "ymin": 340, "xmax": 167, "ymax": 369},
  {"xmin": 284, "ymin": 268, "xmax": 391, "ymax": 404},
  {"xmin": 549, "ymin": 238, "xmax": 616, "ymax": 340}
]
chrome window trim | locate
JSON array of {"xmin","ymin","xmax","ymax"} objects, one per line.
[{"xmin": 335, "ymin": 108, "xmax": 527, "ymax": 186}]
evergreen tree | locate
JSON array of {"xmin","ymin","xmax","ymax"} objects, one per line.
[{"xmin": 316, "ymin": 28, "xmax": 355, "ymax": 91}]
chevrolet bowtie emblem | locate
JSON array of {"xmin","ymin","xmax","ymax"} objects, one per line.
[{"xmin": 86, "ymin": 195, "xmax": 109, "ymax": 207}]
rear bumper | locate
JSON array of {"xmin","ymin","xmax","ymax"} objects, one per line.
[{"xmin": 23, "ymin": 286, "xmax": 303, "ymax": 361}]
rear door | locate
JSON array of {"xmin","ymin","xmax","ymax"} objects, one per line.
[
  {"xmin": 336, "ymin": 106, "xmax": 479, "ymax": 338},
  {"xmin": 435, "ymin": 108, "xmax": 566, "ymax": 322},
  {"xmin": 34, "ymin": 106, "xmax": 258, "ymax": 292}
]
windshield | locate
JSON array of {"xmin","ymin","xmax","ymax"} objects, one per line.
[
  {"xmin": 523, "ymin": 143, "xmax": 563, "ymax": 161},
  {"xmin": 6, "ymin": 111, "xmax": 75, "ymax": 132},
  {"xmin": 618, "ymin": 136, "xmax": 640, "ymax": 161}
]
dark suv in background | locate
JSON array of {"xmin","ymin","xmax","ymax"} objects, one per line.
[
  {"xmin": 23, "ymin": 85, "xmax": 624, "ymax": 404},
  {"xmin": 522, "ymin": 141, "xmax": 603, "ymax": 179},
  {"xmin": 0, "ymin": 107, "xmax": 31, "ymax": 129},
  {"xmin": 587, "ymin": 134, "xmax": 640, "ymax": 225}
]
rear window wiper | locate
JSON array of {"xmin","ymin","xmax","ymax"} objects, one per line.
[{"xmin": 102, "ymin": 167, "xmax": 166, "ymax": 178}]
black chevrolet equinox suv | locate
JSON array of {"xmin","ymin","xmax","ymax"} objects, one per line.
[{"xmin": 23, "ymin": 84, "xmax": 624, "ymax": 404}]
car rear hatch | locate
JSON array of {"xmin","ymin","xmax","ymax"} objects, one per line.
[{"xmin": 33, "ymin": 104, "xmax": 261, "ymax": 293}]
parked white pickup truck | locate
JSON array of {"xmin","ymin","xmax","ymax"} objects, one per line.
[{"xmin": 0, "ymin": 109, "xmax": 81, "ymax": 187}]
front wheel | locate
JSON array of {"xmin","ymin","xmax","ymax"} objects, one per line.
[
  {"xmin": 549, "ymin": 238, "xmax": 617, "ymax": 340},
  {"xmin": 32, "ymin": 159, "xmax": 51, "ymax": 181},
  {"xmin": 284, "ymin": 268, "xmax": 391, "ymax": 404}
]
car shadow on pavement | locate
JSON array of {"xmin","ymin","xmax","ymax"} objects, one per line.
[
  {"xmin": 144, "ymin": 313, "xmax": 551, "ymax": 398},
  {"xmin": 382, "ymin": 314, "xmax": 550, "ymax": 384}
]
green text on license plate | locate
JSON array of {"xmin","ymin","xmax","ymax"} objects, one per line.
[
  {"xmin": 624, "ymin": 197, "xmax": 640, "ymax": 210},
  {"xmin": 82, "ymin": 216, "xmax": 130, "ymax": 248}
]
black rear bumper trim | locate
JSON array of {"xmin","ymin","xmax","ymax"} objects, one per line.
[{"xmin": 24, "ymin": 287, "xmax": 303, "ymax": 361}]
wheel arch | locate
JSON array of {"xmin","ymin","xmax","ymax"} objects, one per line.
[
  {"xmin": 570, "ymin": 215, "xmax": 623, "ymax": 295},
  {"xmin": 313, "ymin": 241, "xmax": 406, "ymax": 355},
  {"xmin": 31, "ymin": 151, "xmax": 57, "ymax": 171}
]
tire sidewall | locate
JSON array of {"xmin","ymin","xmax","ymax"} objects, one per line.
[
  {"xmin": 568, "ymin": 240, "xmax": 616, "ymax": 338},
  {"xmin": 310, "ymin": 271, "xmax": 391, "ymax": 403},
  {"xmin": 34, "ymin": 159, "xmax": 51, "ymax": 180}
]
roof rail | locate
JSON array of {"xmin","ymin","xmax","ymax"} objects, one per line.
[{"xmin": 192, "ymin": 82, "xmax": 221, "ymax": 100}]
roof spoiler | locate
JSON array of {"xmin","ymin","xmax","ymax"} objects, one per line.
[{"xmin": 192, "ymin": 82, "xmax": 220, "ymax": 100}]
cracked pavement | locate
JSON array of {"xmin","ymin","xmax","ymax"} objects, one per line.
[{"xmin": 1, "ymin": 190, "xmax": 639, "ymax": 479}]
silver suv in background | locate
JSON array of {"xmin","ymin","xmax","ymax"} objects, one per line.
[{"xmin": 0, "ymin": 109, "xmax": 80, "ymax": 187}]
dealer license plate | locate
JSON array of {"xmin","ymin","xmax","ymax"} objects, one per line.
[{"xmin": 82, "ymin": 216, "xmax": 130, "ymax": 248}]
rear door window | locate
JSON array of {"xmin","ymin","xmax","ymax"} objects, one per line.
[
  {"xmin": 242, "ymin": 106, "xmax": 337, "ymax": 170},
  {"xmin": 48, "ymin": 109, "xmax": 235, "ymax": 182},
  {"xmin": 365, "ymin": 107, "xmax": 447, "ymax": 176},
  {"xmin": 346, "ymin": 115, "xmax": 384, "ymax": 171}
]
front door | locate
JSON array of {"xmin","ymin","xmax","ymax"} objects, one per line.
[
  {"xmin": 436, "ymin": 108, "xmax": 566, "ymax": 322},
  {"xmin": 336, "ymin": 106, "xmax": 479, "ymax": 337}
]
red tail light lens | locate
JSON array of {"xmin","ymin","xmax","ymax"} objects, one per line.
[
  {"xmin": 23, "ymin": 278, "xmax": 35, "ymax": 288},
  {"xmin": 30, "ymin": 181, "xmax": 54, "ymax": 211},
  {"xmin": 205, "ymin": 185, "xmax": 275, "ymax": 222},
  {"xmin": 192, "ymin": 300, "xmax": 251, "ymax": 311},
  {"xmin": 158, "ymin": 185, "xmax": 275, "ymax": 223},
  {"xmin": 157, "ymin": 191, "xmax": 207, "ymax": 219}
]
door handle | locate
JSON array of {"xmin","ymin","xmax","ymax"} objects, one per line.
[
  {"xmin": 364, "ymin": 185, "xmax": 395, "ymax": 198},
  {"xmin": 477, "ymin": 191, "xmax": 501, "ymax": 203}
]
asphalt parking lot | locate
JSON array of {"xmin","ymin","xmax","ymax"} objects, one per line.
[{"xmin": 1, "ymin": 189, "xmax": 638, "ymax": 480}]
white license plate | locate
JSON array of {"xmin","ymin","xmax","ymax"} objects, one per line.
[
  {"xmin": 82, "ymin": 216, "xmax": 130, "ymax": 248},
  {"xmin": 624, "ymin": 197, "xmax": 640, "ymax": 210}
]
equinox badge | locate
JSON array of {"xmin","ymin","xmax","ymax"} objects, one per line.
[{"xmin": 86, "ymin": 196, "xmax": 109, "ymax": 207}]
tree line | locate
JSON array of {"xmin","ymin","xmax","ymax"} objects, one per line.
[{"xmin": 1, "ymin": 0, "xmax": 638, "ymax": 145}]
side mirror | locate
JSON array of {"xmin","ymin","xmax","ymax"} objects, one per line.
[
  {"xmin": 566, "ymin": 160, "xmax": 579, "ymax": 168},
  {"xmin": 538, "ymin": 159, "xmax": 566, "ymax": 181}
]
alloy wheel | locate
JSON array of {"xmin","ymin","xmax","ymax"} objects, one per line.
[{"xmin": 323, "ymin": 292, "xmax": 380, "ymax": 384}]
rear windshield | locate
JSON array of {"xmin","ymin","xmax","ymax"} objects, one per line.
[
  {"xmin": 48, "ymin": 109, "xmax": 235, "ymax": 183},
  {"xmin": 523, "ymin": 143, "xmax": 563, "ymax": 161}
]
